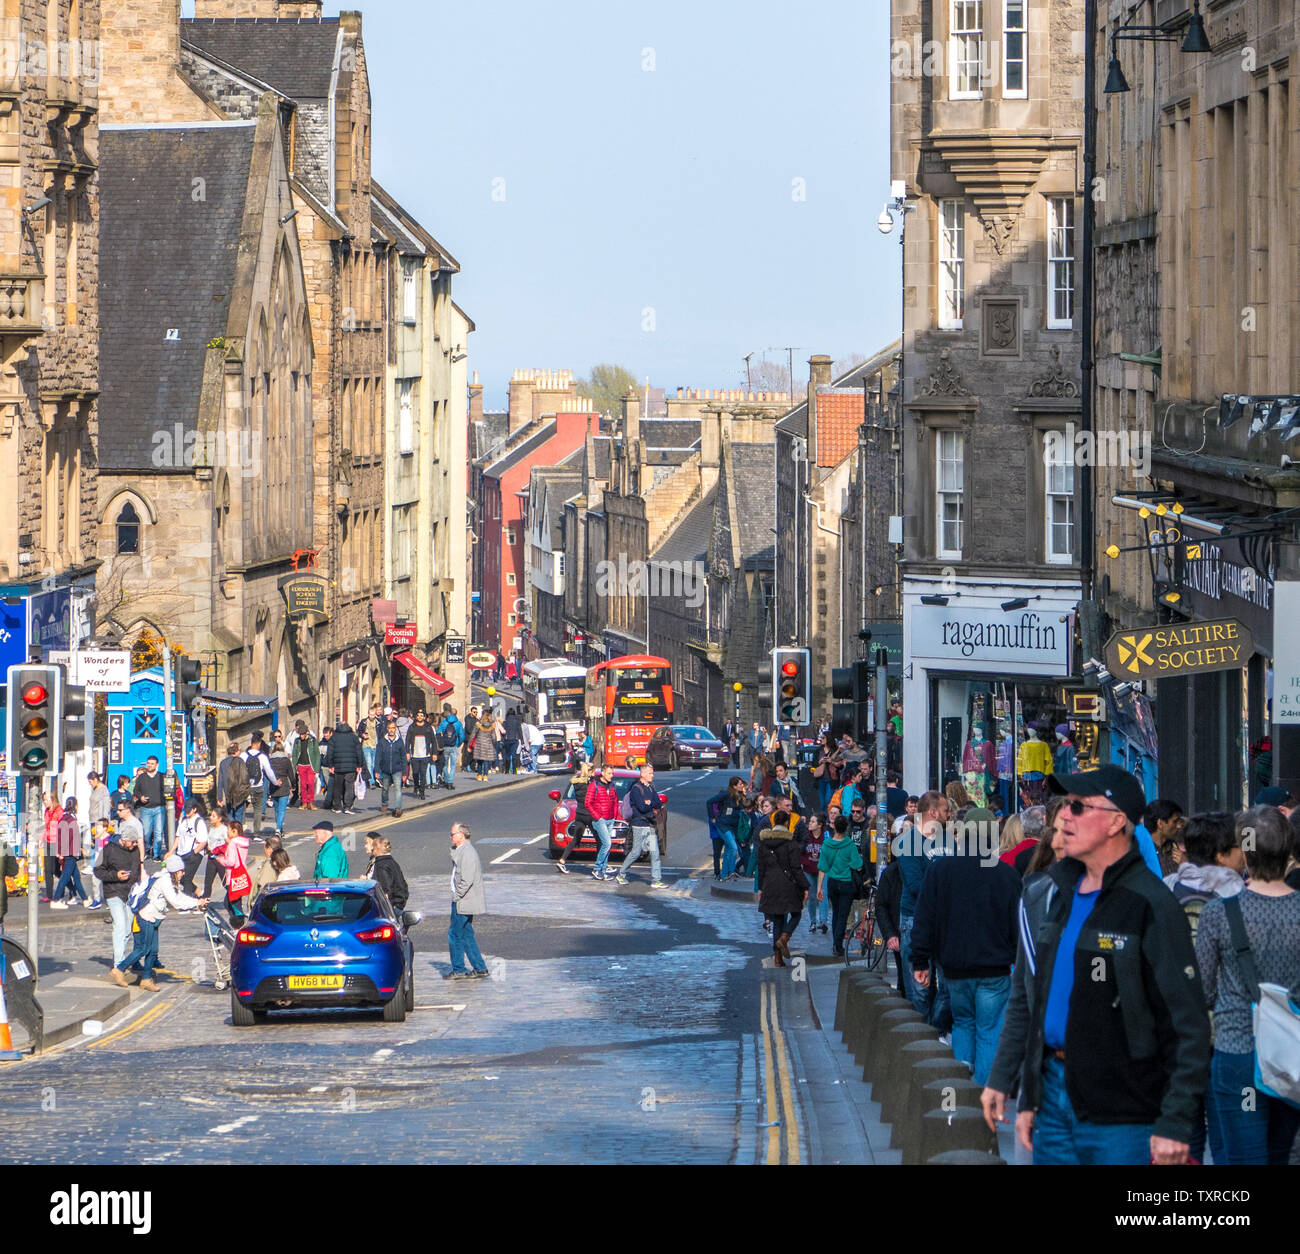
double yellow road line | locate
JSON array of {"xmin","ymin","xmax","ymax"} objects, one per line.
[
  {"xmin": 759, "ymin": 981, "xmax": 801, "ymax": 1164},
  {"xmin": 87, "ymin": 996, "xmax": 173, "ymax": 1050}
]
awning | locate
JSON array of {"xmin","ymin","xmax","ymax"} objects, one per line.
[
  {"xmin": 193, "ymin": 689, "xmax": 277, "ymax": 714},
  {"xmin": 393, "ymin": 651, "xmax": 454, "ymax": 696}
]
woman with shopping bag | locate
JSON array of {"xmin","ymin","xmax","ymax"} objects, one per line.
[{"xmin": 215, "ymin": 819, "xmax": 252, "ymax": 924}]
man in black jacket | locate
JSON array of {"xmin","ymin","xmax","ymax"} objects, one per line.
[
  {"xmin": 325, "ymin": 722, "xmax": 365, "ymax": 815},
  {"xmin": 95, "ymin": 826, "xmax": 142, "ymax": 970},
  {"xmin": 981, "ymin": 766, "xmax": 1210, "ymax": 1166},
  {"xmin": 909, "ymin": 807, "xmax": 1020, "ymax": 1085}
]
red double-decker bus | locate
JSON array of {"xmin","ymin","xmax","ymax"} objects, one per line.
[{"xmin": 586, "ymin": 655, "xmax": 673, "ymax": 767}]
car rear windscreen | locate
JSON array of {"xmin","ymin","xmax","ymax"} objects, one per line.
[{"xmin": 261, "ymin": 892, "xmax": 373, "ymax": 925}]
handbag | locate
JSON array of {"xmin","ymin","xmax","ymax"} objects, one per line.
[
  {"xmin": 1224, "ymin": 895, "xmax": 1300, "ymax": 1109},
  {"xmin": 227, "ymin": 854, "xmax": 252, "ymax": 901},
  {"xmin": 354, "ymin": 773, "xmax": 368, "ymax": 801}
]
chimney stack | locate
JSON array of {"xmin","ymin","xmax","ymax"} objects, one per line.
[
  {"xmin": 468, "ymin": 372, "xmax": 484, "ymax": 423},
  {"xmin": 807, "ymin": 354, "xmax": 832, "ymax": 467}
]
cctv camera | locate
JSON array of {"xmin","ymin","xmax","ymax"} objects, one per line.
[{"xmin": 877, "ymin": 207, "xmax": 894, "ymax": 235}]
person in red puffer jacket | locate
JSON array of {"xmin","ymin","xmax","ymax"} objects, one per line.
[{"xmin": 583, "ymin": 764, "xmax": 622, "ymax": 882}]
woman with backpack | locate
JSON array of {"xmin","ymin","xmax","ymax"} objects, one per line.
[
  {"xmin": 1195, "ymin": 806, "xmax": 1300, "ymax": 1165},
  {"xmin": 109, "ymin": 855, "xmax": 208, "ymax": 991}
]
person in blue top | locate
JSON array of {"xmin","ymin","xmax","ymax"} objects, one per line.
[
  {"xmin": 706, "ymin": 778, "xmax": 746, "ymax": 881},
  {"xmin": 436, "ymin": 704, "xmax": 465, "ymax": 790}
]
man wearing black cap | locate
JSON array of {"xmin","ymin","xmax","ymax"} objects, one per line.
[
  {"xmin": 312, "ymin": 820, "xmax": 349, "ymax": 881},
  {"xmin": 982, "ymin": 764, "xmax": 1210, "ymax": 1165},
  {"xmin": 1252, "ymin": 784, "xmax": 1295, "ymax": 817}
]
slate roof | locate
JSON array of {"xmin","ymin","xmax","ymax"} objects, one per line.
[
  {"xmin": 729, "ymin": 443, "xmax": 776, "ymax": 568},
  {"xmin": 652, "ymin": 487, "xmax": 717, "ymax": 567},
  {"xmin": 181, "ymin": 18, "xmax": 341, "ymax": 101},
  {"xmin": 483, "ymin": 421, "xmax": 557, "ymax": 480},
  {"xmin": 99, "ymin": 124, "xmax": 258, "ymax": 473},
  {"xmin": 472, "ymin": 412, "xmax": 509, "ymax": 460},
  {"xmin": 639, "ymin": 417, "xmax": 700, "ymax": 449},
  {"xmin": 532, "ymin": 467, "xmax": 582, "ymax": 549}
]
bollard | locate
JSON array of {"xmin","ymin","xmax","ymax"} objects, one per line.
[
  {"xmin": 835, "ymin": 969, "xmax": 885, "ymax": 1031},
  {"xmin": 863, "ymin": 1020, "xmax": 937, "ymax": 1087},
  {"xmin": 900, "ymin": 1076, "xmax": 984, "ymax": 1162},
  {"xmin": 843, "ymin": 981, "xmax": 897, "ymax": 1058},
  {"xmin": 878, "ymin": 1039, "xmax": 953, "ymax": 1126},
  {"xmin": 854, "ymin": 1004, "xmax": 923, "ymax": 1068},
  {"xmin": 914, "ymin": 1107, "xmax": 998, "ymax": 1164},
  {"xmin": 878, "ymin": 1039, "xmax": 954, "ymax": 1126}
]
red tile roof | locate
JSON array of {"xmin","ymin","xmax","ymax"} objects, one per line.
[{"xmin": 815, "ymin": 390, "xmax": 864, "ymax": 467}]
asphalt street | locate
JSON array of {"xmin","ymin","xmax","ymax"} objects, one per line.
[{"xmin": 0, "ymin": 765, "xmax": 873, "ymax": 1165}]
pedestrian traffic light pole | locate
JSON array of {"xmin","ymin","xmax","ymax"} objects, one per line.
[
  {"xmin": 25, "ymin": 774, "xmax": 40, "ymax": 953},
  {"xmin": 873, "ymin": 647, "xmax": 889, "ymax": 875}
]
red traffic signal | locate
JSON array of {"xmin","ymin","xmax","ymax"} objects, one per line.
[
  {"xmin": 780, "ymin": 661, "xmax": 800, "ymax": 677},
  {"xmin": 21, "ymin": 681, "xmax": 48, "ymax": 706}
]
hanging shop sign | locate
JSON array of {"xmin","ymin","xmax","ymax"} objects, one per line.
[
  {"xmin": 1103, "ymin": 617, "xmax": 1254, "ymax": 681},
  {"xmin": 282, "ymin": 575, "xmax": 329, "ymax": 623}
]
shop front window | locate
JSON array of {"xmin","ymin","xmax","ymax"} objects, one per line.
[{"xmin": 930, "ymin": 675, "xmax": 1085, "ymax": 814}]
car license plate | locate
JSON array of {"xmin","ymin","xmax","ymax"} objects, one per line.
[{"xmin": 287, "ymin": 975, "xmax": 344, "ymax": 991}]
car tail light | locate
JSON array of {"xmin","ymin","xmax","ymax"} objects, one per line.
[
  {"xmin": 236, "ymin": 929, "xmax": 272, "ymax": 946},
  {"xmin": 357, "ymin": 924, "xmax": 396, "ymax": 943}
]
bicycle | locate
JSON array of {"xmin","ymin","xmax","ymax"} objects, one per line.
[{"xmin": 844, "ymin": 884, "xmax": 886, "ymax": 970}]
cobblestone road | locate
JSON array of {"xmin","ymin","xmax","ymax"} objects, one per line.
[{"xmin": 2, "ymin": 770, "xmax": 821, "ymax": 1165}]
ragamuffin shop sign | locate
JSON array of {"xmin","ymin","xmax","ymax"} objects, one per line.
[{"xmin": 1103, "ymin": 618, "xmax": 1254, "ymax": 681}]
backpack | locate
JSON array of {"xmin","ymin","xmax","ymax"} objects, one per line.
[
  {"xmin": 1171, "ymin": 882, "xmax": 1216, "ymax": 942},
  {"xmin": 128, "ymin": 874, "xmax": 159, "ymax": 917},
  {"xmin": 620, "ymin": 790, "xmax": 635, "ymax": 821}
]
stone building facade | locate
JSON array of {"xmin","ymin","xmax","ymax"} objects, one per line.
[
  {"xmin": 94, "ymin": 0, "xmax": 320, "ymax": 740},
  {"xmin": 892, "ymin": 0, "xmax": 1085, "ymax": 794},
  {"xmin": 0, "ymin": 0, "xmax": 100, "ymax": 667},
  {"xmin": 1091, "ymin": 0, "xmax": 1300, "ymax": 806},
  {"xmin": 182, "ymin": 0, "xmax": 390, "ymax": 726}
]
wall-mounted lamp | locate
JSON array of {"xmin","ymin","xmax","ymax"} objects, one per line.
[{"xmin": 1104, "ymin": 0, "xmax": 1211, "ymax": 95}]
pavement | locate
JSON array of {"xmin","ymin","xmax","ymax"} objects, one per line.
[{"xmin": 0, "ymin": 766, "xmax": 538, "ymax": 1053}]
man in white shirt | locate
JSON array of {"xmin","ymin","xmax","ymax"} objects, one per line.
[{"xmin": 242, "ymin": 733, "xmax": 279, "ymax": 838}]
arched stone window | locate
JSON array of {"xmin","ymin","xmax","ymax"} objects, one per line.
[{"xmin": 116, "ymin": 501, "xmax": 140, "ymax": 554}]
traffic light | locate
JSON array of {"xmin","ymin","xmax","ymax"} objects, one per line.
[
  {"xmin": 5, "ymin": 664, "xmax": 62, "ymax": 774},
  {"xmin": 830, "ymin": 667, "xmax": 855, "ymax": 737},
  {"xmin": 62, "ymin": 680, "xmax": 88, "ymax": 756},
  {"xmin": 176, "ymin": 657, "xmax": 203, "ymax": 711},
  {"xmin": 757, "ymin": 656, "xmax": 774, "ymax": 717},
  {"xmin": 773, "ymin": 647, "xmax": 811, "ymax": 726}
]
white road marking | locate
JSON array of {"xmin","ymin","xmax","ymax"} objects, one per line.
[
  {"xmin": 370, "ymin": 1048, "xmax": 394, "ymax": 1062},
  {"xmin": 210, "ymin": 1115, "xmax": 260, "ymax": 1134},
  {"xmin": 490, "ymin": 848, "xmax": 520, "ymax": 864},
  {"xmin": 412, "ymin": 1004, "xmax": 466, "ymax": 1011},
  {"xmin": 524, "ymin": 834, "xmax": 547, "ymax": 845},
  {"xmin": 308, "ymin": 1085, "xmax": 328, "ymax": 1092}
]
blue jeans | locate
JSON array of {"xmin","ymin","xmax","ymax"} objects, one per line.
[
  {"xmin": 441, "ymin": 753, "xmax": 457, "ymax": 785},
  {"xmin": 1206, "ymin": 1048, "xmax": 1300, "ymax": 1165},
  {"xmin": 619, "ymin": 824, "xmax": 661, "ymax": 881},
  {"xmin": 499, "ymin": 739, "xmax": 518, "ymax": 773},
  {"xmin": 448, "ymin": 903, "xmax": 487, "ymax": 974},
  {"xmin": 720, "ymin": 830, "xmax": 739, "ymax": 878},
  {"xmin": 947, "ymin": 975, "xmax": 1011, "ymax": 1086},
  {"xmin": 591, "ymin": 818, "xmax": 614, "ymax": 875},
  {"xmin": 272, "ymin": 794, "xmax": 289, "ymax": 831},
  {"xmin": 380, "ymin": 772, "xmax": 403, "ymax": 810},
  {"xmin": 54, "ymin": 857, "xmax": 88, "ymax": 902},
  {"xmin": 818, "ymin": 777, "xmax": 833, "ymax": 810},
  {"xmin": 107, "ymin": 897, "xmax": 132, "ymax": 966},
  {"xmin": 1034, "ymin": 1056, "xmax": 1154, "ymax": 1165},
  {"xmin": 363, "ymin": 746, "xmax": 376, "ymax": 778},
  {"xmin": 899, "ymin": 915, "xmax": 929, "ymax": 1018},
  {"xmin": 230, "ymin": 802, "xmax": 247, "ymax": 825},
  {"xmin": 117, "ymin": 916, "xmax": 161, "ymax": 981},
  {"xmin": 141, "ymin": 807, "xmax": 166, "ymax": 859}
]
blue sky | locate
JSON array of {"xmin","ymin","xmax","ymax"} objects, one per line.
[{"xmin": 186, "ymin": 1, "xmax": 899, "ymax": 407}]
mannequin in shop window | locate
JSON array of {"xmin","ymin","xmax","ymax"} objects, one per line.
[
  {"xmin": 996, "ymin": 722, "xmax": 1015, "ymax": 816},
  {"xmin": 961, "ymin": 722, "xmax": 997, "ymax": 809},
  {"xmin": 1017, "ymin": 725, "xmax": 1054, "ymax": 806}
]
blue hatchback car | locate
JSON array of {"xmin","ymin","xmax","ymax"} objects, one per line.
[{"xmin": 229, "ymin": 880, "xmax": 422, "ymax": 1026}]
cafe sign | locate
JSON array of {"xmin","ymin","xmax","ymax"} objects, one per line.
[
  {"xmin": 466, "ymin": 649, "xmax": 497, "ymax": 670},
  {"xmin": 1103, "ymin": 617, "xmax": 1253, "ymax": 681}
]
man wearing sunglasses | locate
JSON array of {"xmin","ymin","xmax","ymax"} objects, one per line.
[{"xmin": 982, "ymin": 765, "xmax": 1209, "ymax": 1167}]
